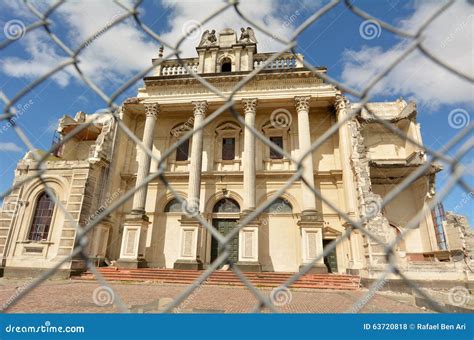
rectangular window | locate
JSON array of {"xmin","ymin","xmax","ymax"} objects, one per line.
[
  {"xmin": 270, "ymin": 136, "xmax": 283, "ymax": 159},
  {"xmin": 176, "ymin": 139, "xmax": 189, "ymax": 161},
  {"xmin": 222, "ymin": 137, "xmax": 235, "ymax": 160}
]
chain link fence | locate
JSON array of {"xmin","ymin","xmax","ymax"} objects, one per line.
[{"xmin": 0, "ymin": 0, "xmax": 472, "ymax": 314}]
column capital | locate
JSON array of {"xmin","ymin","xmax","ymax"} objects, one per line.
[
  {"xmin": 144, "ymin": 103, "xmax": 160, "ymax": 119},
  {"xmin": 335, "ymin": 91, "xmax": 349, "ymax": 112},
  {"xmin": 242, "ymin": 98, "xmax": 258, "ymax": 114},
  {"xmin": 294, "ymin": 96, "xmax": 311, "ymax": 112},
  {"xmin": 191, "ymin": 101, "xmax": 208, "ymax": 117}
]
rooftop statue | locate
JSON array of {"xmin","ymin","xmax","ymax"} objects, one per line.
[
  {"xmin": 238, "ymin": 27, "xmax": 257, "ymax": 44},
  {"xmin": 198, "ymin": 29, "xmax": 217, "ymax": 47}
]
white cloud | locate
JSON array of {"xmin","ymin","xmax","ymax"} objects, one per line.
[
  {"xmin": 1, "ymin": 0, "xmax": 321, "ymax": 87},
  {"xmin": 159, "ymin": 0, "xmax": 316, "ymax": 57},
  {"xmin": 0, "ymin": 142, "xmax": 23, "ymax": 152},
  {"xmin": 340, "ymin": 1, "xmax": 474, "ymax": 109},
  {"xmin": 1, "ymin": 31, "xmax": 70, "ymax": 86},
  {"xmin": 1, "ymin": 0, "xmax": 158, "ymax": 87}
]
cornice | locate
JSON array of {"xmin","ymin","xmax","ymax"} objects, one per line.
[{"xmin": 143, "ymin": 69, "xmax": 325, "ymax": 90}]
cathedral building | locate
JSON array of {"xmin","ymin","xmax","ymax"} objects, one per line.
[{"xmin": 0, "ymin": 28, "xmax": 469, "ymax": 284}]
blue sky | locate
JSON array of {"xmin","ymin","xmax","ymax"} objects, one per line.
[{"xmin": 0, "ymin": 0, "xmax": 472, "ymax": 224}]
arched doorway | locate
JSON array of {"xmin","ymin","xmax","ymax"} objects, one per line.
[{"xmin": 211, "ymin": 198, "xmax": 240, "ymax": 266}]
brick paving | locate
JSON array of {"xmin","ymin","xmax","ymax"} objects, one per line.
[{"xmin": 0, "ymin": 279, "xmax": 428, "ymax": 313}]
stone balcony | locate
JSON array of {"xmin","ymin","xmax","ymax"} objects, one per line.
[{"xmin": 154, "ymin": 52, "xmax": 305, "ymax": 77}]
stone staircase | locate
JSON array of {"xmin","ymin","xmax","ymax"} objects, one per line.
[{"xmin": 73, "ymin": 268, "xmax": 361, "ymax": 290}]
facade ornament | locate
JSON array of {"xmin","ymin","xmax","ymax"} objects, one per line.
[
  {"xmin": 238, "ymin": 27, "xmax": 257, "ymax": 44},
  {"xmin": 192, "ymin": 101, "xmax": 208, "ymax": 116},
  {"xmin": 74, "ymin": 111, "xmax": 86, "ymax": 123},
  {"xmin": 124, "ymin": 97, "xmax": 140, "ymax": 105},
  {"xmin": 198, "ymin": 29, "xmax": 217, "ymax": 47},
  {"xmin": 144, "ymin": 103, "xmax": 160, "ymax": 119},
  {"xmin": 242, "ymin": 98, "xmax": 258, "ymax": 114},
  {"xmin": 294, "ymin": 96, "xmax": 311, "ymax": 112},
  {"xmin": 335, "ymin": 91, "xmax": 348, "ymax": 112}
]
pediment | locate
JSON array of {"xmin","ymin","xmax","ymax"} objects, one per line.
[
  {"xmin": 323, "ymin": 226, "xmax": 342, "ymax": 238},
  {"xmin": 216, "ymin": 121, "xmax": 241, "ymax": 133}
]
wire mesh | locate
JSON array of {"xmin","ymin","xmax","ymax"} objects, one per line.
[{"xmin": 0, "ymin": 0, "xmax": 472, "ymax": 314}]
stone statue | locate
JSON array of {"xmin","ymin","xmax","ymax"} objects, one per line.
[
  {"xmin": 198, "ymin": 29, "xmax": 217, "ymax": 47},
  {"xmin": 238, "ymin": 27, "xmax": 257, "ymax": 44}
]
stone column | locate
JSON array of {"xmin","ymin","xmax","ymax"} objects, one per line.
[
  {"xmin": 174, "ymin": 101, "xmax": 208, "ymax": 270},
  {"xmin": 295, "ymin": 96, "xmax": 327, "ymax": 273},
  {"xmin": 335, "ymin": 93, "xmax": 363, "ymax": 272},
  {"xmin": 118, "ymin": 103, "xmax": 159, "ymax": 268},
  {"xmin": 238, "ymin": 98, "xmax": 261, "ymax": 272},
  {"xmin": 187, "ymin": 101, "xmax": 208, "ymax": 209},
  {"xmin": 335, "ymin": 93, "xmax": 357, "ymax": 217},
  {"xmin": 295, "ymin": 96, "xmax": 317, "ymax": 213},
  {"xmin": 132, "ymin": 103, "xmax": 159, "ymax": 214},
  {"xmin": 242, "ymin": 98, "xmax": 257, "ymax": 211}
]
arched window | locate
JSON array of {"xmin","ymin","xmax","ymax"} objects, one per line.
[
  {"xmin": 221, "ymin": 58, "xmax": 232, "ymax": 72},
  {"xmin": 28, "ymin": 192, "xmax": 55, "ymax": 241},
  {"xmin": 213, "ymin": 198, "xmax": 240, "ymax": 213},
  {"xmin": 264, "ymin": 197, "xmax": 292, "ymax": 214},
  {"xmin": 164, "ymin": 199, "xmax": 183, "ymax": 213}
]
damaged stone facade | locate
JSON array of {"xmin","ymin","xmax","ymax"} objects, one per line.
[
  {"xmin": 347, "ymin": 114, "xmax": 393, "ymax": 270},
  {"xmin": 0, "ymin": 112, "xmax": 116, "ymax": 277},
  {"xmin": 445, "ymin": 212, "xmax": 474, "ymax": 261}
]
